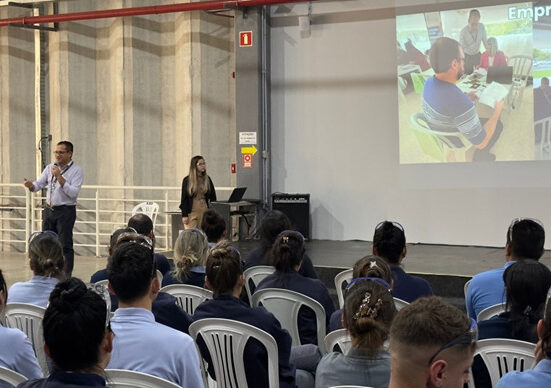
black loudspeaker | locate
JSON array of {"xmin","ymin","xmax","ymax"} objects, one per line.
[{"xmin": 271, "ymin": 193, "xmax": 310, "ymax": 239}]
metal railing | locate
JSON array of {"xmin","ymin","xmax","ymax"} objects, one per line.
[{"xmin": 0, "ymin": 183, "xmax": 231, "ymax": 256}]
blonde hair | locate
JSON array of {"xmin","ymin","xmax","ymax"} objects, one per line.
[
  {"xmin": 187, "ymin": 155, "xmax": 210, "ymax": 197},
  {"xmin": 29, "ymin": 233, "xmax": 64, "ymax": 278},
  {"xmin": 172, "ymin": 229, "xmax": 209, "ymax": 282}
]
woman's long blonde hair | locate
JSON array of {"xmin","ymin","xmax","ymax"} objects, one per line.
[
  {"xmin": 187, "ymin": 155, "xmax": 210, "ymax": 196},
  {"xmin": 172, "ymin": 228, "xmax": 209, "ymax": 282}
]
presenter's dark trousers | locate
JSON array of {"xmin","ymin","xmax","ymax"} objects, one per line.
[
  {"xmin": 42, "ymin": 205, "xmax": 76, "ymax": 277},
  {"xmin": 464, "ymin": 52, "xmax": 481, "ymax": 75}
]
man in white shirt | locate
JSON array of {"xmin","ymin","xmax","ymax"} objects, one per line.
[
  {"xmin": 106, "ymin": 236, "xmax": 203, "ymax": 387},
  {"xmin": 23, "ymin": 141, "xmax": 83, "ymax": 277},
  {"xmin": 459, "ymin": 9, "xmax": 488, "ymax": 74}
]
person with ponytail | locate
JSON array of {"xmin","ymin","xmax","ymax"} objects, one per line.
[
  {"xmin": 162, "ymin": 228, "xmax": 209, "ymax": 287},
  {"xmin": 17, "ymin": 277, "xmax": 113, "ymax": 387},
  {"xmin": 194, "ymin": 241, "xmax": 303, "ymax": 388},
  {"xmin": 179, "ymin": 156, "xmax": 216, "ymax": 230},
  {"xmin": 8, "ymin": 231, "xmax": 65, "ymax": 307},
  {"xmin": 472, "ymin": 259, "xmax": 551, "ymax": 388},
  {"xmin": 255, "ymin": 230, "xmax": 335, "ymax": 345},
  {"xmin": 315, "ymin": 278, "xmax": 395, "ymax": 388},
  {"xmin": 372, "ymin": 221, "xmax": 432, "ymax": 302},
  {"xmin": 329, "ymin": 255, "xmax": 392, "ymax": 332},
  {"xmin": 0, "ymin": 269, "xmax": 43, "ymax": 385}
]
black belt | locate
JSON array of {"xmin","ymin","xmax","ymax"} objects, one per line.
[{"xmin": 47, "ymin": 205, "xmax": 76, "ymax": 210}]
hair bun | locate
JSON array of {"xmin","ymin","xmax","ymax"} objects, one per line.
[{"xmin": 50, "ymin": 278, "xmax": 87, "ymax": 313}]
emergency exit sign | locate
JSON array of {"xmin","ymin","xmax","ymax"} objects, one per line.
[{"xmin": 239, "ymin": 31, "xmax": 253, "ymax": 47}]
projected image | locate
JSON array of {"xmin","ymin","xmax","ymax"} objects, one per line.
[
  {"xmin": 534, "ymin": 14, "xmax": 551, "ymax": 159},
  {"xmin": 397, "ymin": 3, "xmax": 540, "ymax": 164}
]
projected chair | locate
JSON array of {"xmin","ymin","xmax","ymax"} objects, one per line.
[
  {"xmin": 410, "ymin": 113, "xmax": 474, "ymax": 162},
  {"xmin": 535, "ymin": 116, "xmax": 551, "ymax": 160},
  {"xmin": 508, "ymin": 55, "xmax": 532, "ymax": 110}
]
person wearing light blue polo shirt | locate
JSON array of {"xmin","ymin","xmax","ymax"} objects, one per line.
[
  {"xmin": 466, "ymin": 218, "xmax": 545, "ymax": 320},
  {"xmin": 106, "ymin": 236, "xmax": 202, "ymax": 387}
]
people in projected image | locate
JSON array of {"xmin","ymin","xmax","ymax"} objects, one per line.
[
  {"xmin": 535, "ymin": 77, "xmax": 551, "ymax": 122},
  {"xmin": 405, "ymin": 39, "xmax": 431, "ymax": 71},
  {"xmin": 478, "ymin": 37, "xmax": 507, "ymax": 70},
  {"xmin": 422, "ymin": 37, "xmax": 505, "ymax": 161},
  {"xmin": 460, "ymin": 9, "xmax": 488, "ymax": 75}
]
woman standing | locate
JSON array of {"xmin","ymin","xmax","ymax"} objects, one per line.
[{"xmin": 180, "ymin": 156, "xmax": 216, "ymax": 230}]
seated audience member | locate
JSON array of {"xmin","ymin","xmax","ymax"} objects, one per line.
[
  {"xmin": 466, "ymin": 218, "xmax": 545, "ymax": 320},
  {"xmin": 162, "ymin": 228, "xmax": 209, "ymax": 288},
  {"xmin": 106, "ymin": 238, "xmax": 202, "ymax": 386},
  {"xmin": 472, "ymin": 259, "xmax": 551, "ymax": 388},
  {"xmin": 90, "ymin": 227, "xmax": 135, "ymax": 283},
  {"xmin": 389, "ymin": 296, "xmax": 477, "ymax": 388},
  {"xmin": 255, "ymin": 230, "xmax": 335, "ymax": 345},
  {"xmin": 0, "ymin": 269, "xmax": 43, "ymax": 385},
  {"xmin": 8, "ymin": 231, "xmax": 64, "ymax": 307},
  {"xmin": 18, "ymin": 278, "xmax": 112, "ymax": 387},
  {"xmin": 128, "ymin": 213, "xmax": 171, "ymax": 275},
  {"xmin": 329, "ymin": 255, "xmax": 393, "ymax": 331},
  {"xmin": 497, "ymin": 288, "xmax": 551, "ymax": 387},
  {"xmin": 246, "ymin": 210, "xmax": 318, "ymax": 279},
  {"xmin": 201, "ymin": 209, "xmax": 227, "ymax": 247},
  {"xmin": 478, "ymin": 37, "xmax": 507, "ymax": 70},
  {"xmin": 372, "ymin": 221, "xmax": 432, "ymax": 303},
  {"xmin": 535, "ymin": 77, "xmax": 551, "ymax": 122},
  {"xmin": 195, "ymin": 241, "xmax": 317, "ymax": 388},
  {"xmin": 405, "ymin": 39, "xmax": 431, "ymax": 71},
  {"xmin": 316, "ymin": 277, "xmax": 396, "ymax": 388}
]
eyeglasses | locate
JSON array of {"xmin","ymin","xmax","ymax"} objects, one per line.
[
  {"xmin": 428, "ymin": 318, "xmax": 478, "ymax": 365},
  {"xmin": 87, "ymin": 283, "xmax": 112, "ymax": 330},
  {"xmin": 28, "ymin": 230, "xmax": 58, "ymax": 243},
  {"xmin": 375, "ymin": 221, "xmax": 404, "ymax": 231},
  {"xmin": 346, "ymin": 277, "xmax": 392, "ymax": 291},
  {"xmin": 53, "ymin": 151, "xmax": 68, "ymax": 155},
  {"xmin": 507, "ymin": 218, "xmax": 544, "ymax": 242}
]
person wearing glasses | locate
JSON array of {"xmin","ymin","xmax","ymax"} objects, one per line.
[
  {"xmin": 422, "ymin": 37, "xmax": 504, "ymax": 161},
  {"xmin": 372, "ymin": 221, "xmax": 432, "ymax": 303},
  {"xmin": 7, "ymin": 231, "xmax": 65, "ymax": 307},
  {"xmin": 466, "ymin": 218, "xmax": 545, "ymax": 320},
  {"xmin": 23, "ymin": 141, "xmax": 83, "ymax": 277},
  {"xmin": 255, "ymin": 230, "xmax": 335, "ymax": 345},
  {"xmin": 389, "ymin": 296, "xmax": 477, "ymax": 388},
  {"xmin": 106, "ymin": 238, "xmax": 202, "ymax": 387},
  {"xmin": 497, "ymin": 288, "xmax": 551, "ymax": 387},
  {"xmin": 316, "ymin": 276, "xmax": 396, "ymax": 388},
  {"xmin": 180, "ymin": 155, "xmax": 216, "ymax": 230},
  {"xmin": 329, "ymin": 255, "xmax": 393, "ymax": 332},
  {"xmin": 18, "ymin": 277, "xmax": 112, "ymax": 387},
  {"xmin": 0, "ymin": 269, "xmax": 43, "ymax": 384},
  {"xmin": 472, "ymin": 260, "xmax": 551, "ymax": 387}
]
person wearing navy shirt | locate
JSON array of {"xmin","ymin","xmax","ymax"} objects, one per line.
[
  {"xmin": 422, "ymin": 37, "xmax": 504, "ymax": 161},
  {"xmin": 255, "ymin": 230, "xmax": 335, "ymax": 345},
  {"xmin": 372, "ymin": 221, "xmax": 432, "ymax": 303},
  {"xmin": 17, "ymin": 278, "xmax": 113, "ymax": 388}
]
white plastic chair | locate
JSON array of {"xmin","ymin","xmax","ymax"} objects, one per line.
[
  {"xmin": 393, "ymin": 297, "xmax": 409, "ymax": 311},
  {"xmin": 105, "ymin": 369, "xmax": 181, "ymax": 388},
  {"xmin": 324, "ymin": 329, "xmax": 352, "ymax": 355},
  {"xmin": 535, "ymin": 116, "xmax": 551, "ymax": 160},
  {"xmin": 132, "ymin": 201, "xmax": 160, "ymax": 228},
  {"xmin": 477, "ymin": 303, "xmax": 506, "ymax": 322},
  {"xmin": 475, "ymin": 338, "xmax": 535, "ymax": 387},
  {"xmin": 251, "ymin": 288, "xmax": 327, "ymax": 352},
  {"xmin": 160, "ymin": 284, "xmax": 213, "ymax": 314},
  {"xmin": 508, "ymin": 55, "xmax": 533, "ymax": 110},
  {"xmin": 189, "ymin": 318, "xmax": 279, "ymax": 388},
  {"xmin": 4, "ymin": 303, "xmax": 48, "ymax": 376},
  {"xmin": 0, "ymin": 366, "xmax": 27, "ymax": 386},
  {"xmin": 464, "ymin": 279, "xmax": 471, "ymax": 298},
  {"xmin": 243, "ymin": 265, "xmax": 275, "ymax": 304},
  {"xmin": 334, "ymin": 269, "xmax": 353, "ymax": 309}
]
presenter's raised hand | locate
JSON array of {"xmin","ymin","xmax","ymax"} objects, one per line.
[
  {"xmin": 182, "ymin": 217, "xmax": 189, "ymax": 225},
  {"xmin": 51, "ymin": 165, "xmax": 61, "ymax": 179},
  {"xmin": 23, "ymin": 178, "xmax": 35, "ymax": 191}
]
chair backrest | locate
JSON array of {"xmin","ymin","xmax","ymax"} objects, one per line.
[
  {"xmin": 477, "ymin": 303, "xmax": 506, "ymax": 322},
  {"xmin": 251, "ymin": 288, "xmax": 327, "ymax": 352},
  {"xmin": 105, "ymin": 369, "xmax": 181, "ymax": 388},
  {"xmin": 410, "ymin": 112, "xmax": 470, "ymax": 150},
  {"xmin": 189, "ymin": 318, "xmax": 279, "ymax": 388},
  {"xmin": 131, "ymin": 201, "xmax": 160, "ymax": 228},
  {"xmin": 508, "ymin": 55, "xmax": 532, "ymax": 82},
  {"xmin": 0, "ymin": 366, "xmax": 27, "ymax": 386},
  {"xmin": 324, "ymin": 329, "xmax": 352, "ymax": 355},
  {"xmin": 536, "ymin": 116, "xmax": 551, "ymax": 158},
  {"xmin": 393, "ymin": 297, "xmax": 409, "ymax": 311},
  {"xmin": 475, "ymin": 338, "xmax": 535, "ymax": 387},
  {"xmin": 160, "ymin": 284, "xmax": 213, "ymax": 314},
  {"xmin": 243, "ymin": 266, "xmax": 276, "ymax": 304},
  {"xmin": 4, "ymin": 303, "xmax": 48, "ymax": 376},
  {"xmin": 334, "ymin": 269, "xmax": 353, "ymax": 309},
  {"xmin": 464, "ymin": 279, "xmax": 471, "ymax": 299}
]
